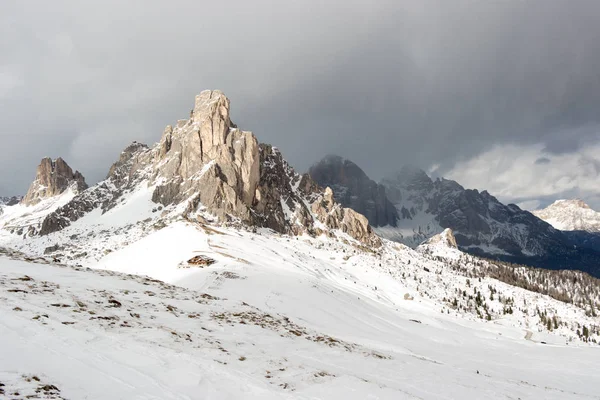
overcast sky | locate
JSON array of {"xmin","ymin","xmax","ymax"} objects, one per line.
[{"xmin": 2, "ymin": 0, "xmax": 600, "ymax": 209}]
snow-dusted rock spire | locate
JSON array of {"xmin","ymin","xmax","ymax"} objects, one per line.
[{"xmin": 21, "ymin": 157, "xmax": 87, "ymax": 206}]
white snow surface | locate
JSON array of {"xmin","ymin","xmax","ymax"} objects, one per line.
[
  {"xmin": 0, "ymin": 189, "xmax": 75, "ymax": 234},
  {"xmin": 534, "ymin": 199, "xmax": 600, "ymax": 232},
  {"xmin": 1, "ymin": 186, "xmax": 600, "ymax": 398}
]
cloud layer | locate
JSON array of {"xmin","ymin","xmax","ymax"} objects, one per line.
[
  {"xmin": 2, "ymin": 0, "xmax": 600, "ymax": 208},
  {"xmin": 444, "ymin": 141, "xmax": 600, "ymax": 210}
]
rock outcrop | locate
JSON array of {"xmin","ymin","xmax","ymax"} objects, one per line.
[
  {"xmin": 309, "ymin": 155, "xmax": 398, "ymax": 227},
  {"xmin": 421, "ymin": 228, "xmax": 458, "ymax": 249},
  {"xmin": 151, "ymin": 90, "xmax": 260, "ymax": 223},
  {"xmin": 311, "ymin": 187, "xmax": 379, "ymax": 247},
  {"xmin": 39, "ymin": 90, "xmax": 381, "ymax": 247},
  {"xmin": 21, "ymin": 158, "xmax": 87, "ymax": 206}
]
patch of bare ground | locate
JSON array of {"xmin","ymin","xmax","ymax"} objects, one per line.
[{"xmin": 211, "ymin": 310, "xmax": 392, "ymax": 359}]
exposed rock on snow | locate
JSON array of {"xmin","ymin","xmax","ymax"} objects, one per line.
[
  {"xmin": 21, "ymin": 158, "xmax": 87, "ymax": 206},
  {"xmin": 186, "ymin": 255, "xmax": 216, "ymax": 267},
  {"xmin": 533, "ymin": 199, "xmax": 600, "ymax": 232},
  {"xmin": 420, "ymin": 228, "xmax": 458, "ymax": 249}
]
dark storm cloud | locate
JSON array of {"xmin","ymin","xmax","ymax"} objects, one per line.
[
  {"xmin": 534, "ymin": 157, "xmax": 551, "ymax": 165},
  {"xmin": 2, "ymin": 0, "xmax": 600, "ymax": 195}
]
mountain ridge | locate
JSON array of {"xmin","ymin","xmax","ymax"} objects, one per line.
[{"xmin": 29, "ymin": 91, "xmax": 380, "ymax": 247}]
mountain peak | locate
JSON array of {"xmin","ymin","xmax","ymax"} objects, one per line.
[
  {"xmin": 20, "ymin": 157, "xmax": 87, "ymax": 206},
  {"xmin": 420, "ymin": 228, "xmax": 458, "ymax": 249},
  {"xmin": 551, "ymin": 199, "xmax": 592, "ymax": 210},
  {"xmin": 309, "ymin": 155, "xmax": 399, "ymax": 227},
  {"xmin": 533, "ymin": 199, "xmax": 600, "ymax": 232},
  {"xmin": 384, "ymin": 165, "xmax": 433, "ymax": 190}
]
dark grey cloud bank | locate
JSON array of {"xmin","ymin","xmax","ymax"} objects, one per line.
[{"xmin": 2, "ymin": 0, "xmax": 600, "ymax": 207}]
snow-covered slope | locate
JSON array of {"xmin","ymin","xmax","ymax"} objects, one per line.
[
  {"xmin": 534, "ymin": 199, "xmax": 600, "ymax": 232},
  {"xmin": 0, "ymin": 189, "xmax": 76, "ymax": 237},
  {"xmin": 2, "ymin": 226, "xmax": 600, "ymax": 399}
]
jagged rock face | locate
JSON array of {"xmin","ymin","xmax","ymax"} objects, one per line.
[
  {"xmin": 311, "ymin": 187, "xmax": 380, "ymax": 247},
  {"xmin": 533, "ymin": 199, "xmax": 600, "ymax": 232},
  {"xmin": 21, "ymin": 158, "xmax": 87, "ymax": 206},
  {"xmin": 380, "ymin": 166, "xmax": 600, "ymax": 275},
  {"xmin": 308, "ymin": 155, "xmax": 398, "ymax": 227},
  {"xmin": 251, "ymin": 145, "xmax": 381, "ymax": 247},
  {"xmin": 151, "ymin": 90, "xmax": 260, "ymax": 223},
  {"xmin": 421, "ymin": 228, "xmax": 458, "ymax": 249},
  {"xmin": 251, "ymin": 144, "xmax": 316, "ymax": 235},
  {"xmin": 38, "ymin": 90, "xmax": 380, "ymax": 247}
]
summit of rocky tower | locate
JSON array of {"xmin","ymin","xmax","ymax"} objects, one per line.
[
  {"xmin": 38, "ymin": 90, "xmax": 381, "ymax": 247},
  {"xmin": 20, "ymin": 157, "xmax": 87, "ymax": 206},
  {"xmin": 308, "ymin": 155, "xmax": 399, "ymax": 227},
  {"xmin": 533, "ymin": 199, "xmax": 600, "ymax": 232},
  {"xmin": 420, "ymin": 228, "xmax": 458, "ymax": 249}
]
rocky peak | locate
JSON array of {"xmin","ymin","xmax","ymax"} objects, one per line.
[
  {"xmin": 150, "ymin": 90, "xmax": 260, "ymax": 223},
  {"xmin": 38, "ymin": 90, "xmax": 381, "ymax": 247},
  {"xmin": 308, "ymin": 155, "xmax": 398, "ymax": 227},
  {"xmin": 21, "ymin": 157, "xmax": 87, "ymax": 206},
  {"xmin": 533, "ymin": 199, "xmax": 600, "ymax": 232},
  {"xmin": 421, "ymin": 228, "xmax": 458, "ymax": 249}
]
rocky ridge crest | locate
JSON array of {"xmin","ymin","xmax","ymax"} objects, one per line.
[{"xmin": 38, "ymin": 90, "xmax": 380, "ymax": 247}]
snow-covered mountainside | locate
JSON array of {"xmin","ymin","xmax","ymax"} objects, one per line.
[
  {"xmin": 1, "ymin": 90, "xmax": 600, "ymax": 398},
  {"xmin": 534, "ymin": 199, "xmax": 600, "ymax": 232},
  {"xmin": 0, "ymin": 195, "xmax": 21, "ymax": 216},
  {"xmin": 2, "ymin": 219, "xmax": 600, "ymax": 399},
  {"xmin": 375, "ymin": 166, "xmax": 600, "ymax": 277},
  {"xmin": 0, "ymin": 189, "xmax": 76, "ymax": 237}
]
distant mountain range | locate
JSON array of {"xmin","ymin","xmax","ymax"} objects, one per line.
[{"xmin": 309, "ymin": 157, "xmax": 600, "ymax": 277}]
